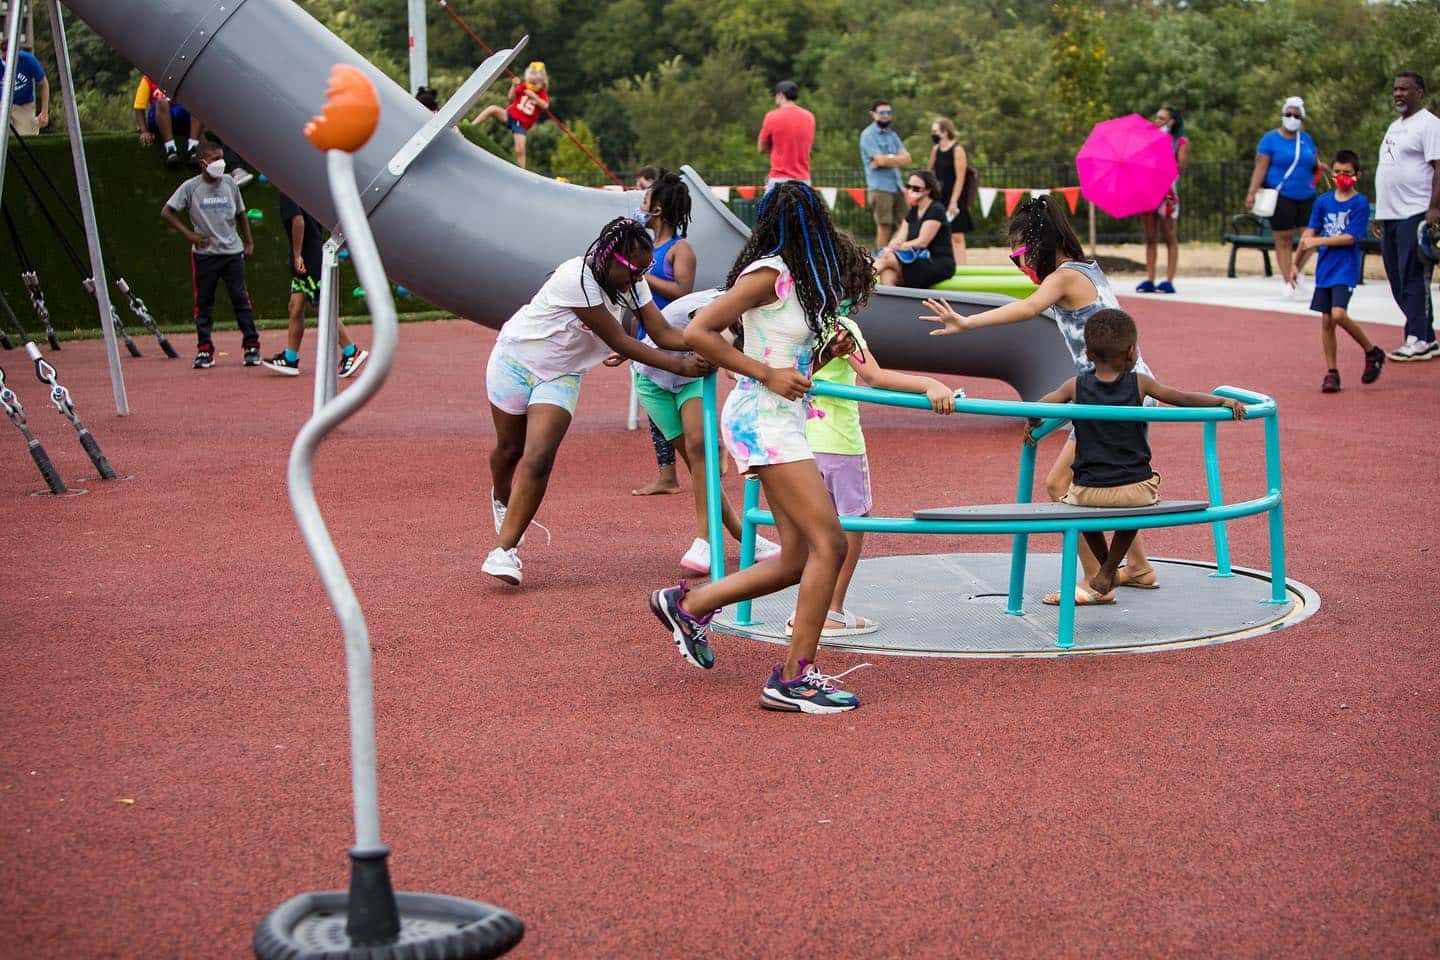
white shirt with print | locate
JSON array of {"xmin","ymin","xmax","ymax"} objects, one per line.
[{"xmin": 1376, "ymin": 108, "xmax": 1440, "ymax": 220}]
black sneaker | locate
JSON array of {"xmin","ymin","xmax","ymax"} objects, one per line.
[
  {"xmin": 759, "ymin": 659, "xmax": 868, "ymax": 714},
  {"xmin": 1321, "ymin": 370, "xmax": 1341, "ymax": 393},
  {"xmin": 649, "ymin": 582, "xmax": 715, "ymax": 669},
  {"xmin": 261, "ymin": 351, "xmax": 300, "ymax": 376},
  {"xmin": 164, "ymin": 147, "xmax": 179, "ymax": 167},
  {"xmin": 337, "ymin": 348, "xmax": 369, "ymax": 379},
  {"xmin": 1361, "ymin": 346, "xmax": 1385, "ymax": 384},
  {"xmin": 243, "ymin": 347, "xmax": 262, "ymax": 366},
  {"xmin": 193, "ymin": 350, "xmax": 214, "ymax": 369}
]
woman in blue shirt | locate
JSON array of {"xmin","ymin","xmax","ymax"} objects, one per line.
[{"xmin": 1244, "ymin": 96, "xmax": 1326, "ymax": 293}]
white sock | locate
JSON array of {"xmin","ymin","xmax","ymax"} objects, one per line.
[
  {"xmin": 187, "ymin": 138, "xmax": 199, "ymax": 150},
  {"xmin": 164, "ymin": 139, "xmax": 176, "ymax": 152}
]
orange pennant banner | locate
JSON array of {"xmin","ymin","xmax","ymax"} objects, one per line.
[
  {"xmin": 735, "ymin": 185, "xmax": 757, "ymax": 200},
  {"xmin": 1003, "ymin": 189, "xmax": 1026, "ymax": 217},
  {"xmin": 846, "ymin": 188, "xmax": 867, "ymax": 208},
  {"xmin": 1057, "ymin": 186, "xmax": 1081, "ymax": 214}
]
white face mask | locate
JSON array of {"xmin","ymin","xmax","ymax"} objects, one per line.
[
  {"xmin": 1281, "ymin": 115, "xmax": 1302, "ymax": 132},
  {"xmin": 204, "ymin": 158, "xmax": 226, "ymax": 178}
]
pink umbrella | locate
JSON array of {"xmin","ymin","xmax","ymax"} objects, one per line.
[{"xmin": 1075, "ymin": 114, "xmax": 1179, "ymax": 218}]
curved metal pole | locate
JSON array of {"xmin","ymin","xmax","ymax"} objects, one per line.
[{"xmin": 286, "ymin": 150, "xmax": 398, "ymax": 854}]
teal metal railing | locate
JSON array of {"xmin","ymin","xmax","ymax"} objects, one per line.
[{"xmin": 698, "ymin": 374, "xmax": 1286, "ymax": 650}]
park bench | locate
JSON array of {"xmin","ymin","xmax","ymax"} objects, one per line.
[
  {"xmin": 697, "ymin": 377, "xmax": 1287, "ymax": 651},
  {"xmin": 1223, "ymin": 213, "xmax": 1381, "ymax": 281}
]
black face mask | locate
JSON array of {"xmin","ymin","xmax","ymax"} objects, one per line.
[{"xmin": 931, "ymin": 133, "xmax": 941, "ymax": 143}]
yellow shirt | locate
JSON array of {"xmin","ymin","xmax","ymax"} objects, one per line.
[{"xmin": 133, "ymin": 76, "xmax": 162, "ymax": 110}]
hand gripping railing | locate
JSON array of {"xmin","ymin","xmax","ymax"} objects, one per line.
[{"xmin": 699, "ymin": 374, "xmax": 1285, "ymax": 650}]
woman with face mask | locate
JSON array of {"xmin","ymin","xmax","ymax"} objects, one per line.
[
  {"xmin": 928, "ymin": 116, "xmax": 977, "ymax": 264},
  {"xmin": 1245, "ymin": 96, "xmax": 1326, "ymax": 295}
]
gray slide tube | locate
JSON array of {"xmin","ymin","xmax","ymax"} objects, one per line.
[{"xmin": 61, "ymin": 0, "xmax": 1075, "ymax": 399}]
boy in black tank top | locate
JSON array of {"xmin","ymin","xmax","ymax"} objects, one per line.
[{"xmin": 1030, "ymin": 309, "xmax": 1246, "ymax": 600}]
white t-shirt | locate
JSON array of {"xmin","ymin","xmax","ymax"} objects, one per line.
[
  {"xmin": 1375, "ymin": 108, "xmax": 1440, "ymax": 220},
  {"xmin": 633, "ymin": 288, "xmax": 722, "ymax": 392},
  {"xmin": 496, "ymin": 256, "xmax": 653, "ymax": 379}
]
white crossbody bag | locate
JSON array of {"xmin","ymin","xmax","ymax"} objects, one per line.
[{"xmin": 1252, "ymin": 134, "xmax": 1303, "ymax": 218}]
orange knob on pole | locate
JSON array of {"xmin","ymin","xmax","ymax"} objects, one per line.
[{"xmin": 304, "ymin": 64, "xmax": 380, "ymax": 153}]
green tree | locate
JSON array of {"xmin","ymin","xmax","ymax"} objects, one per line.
[{"xmin": 1051, "ymin": 0, "xmax": 1110, "ymax": 146}]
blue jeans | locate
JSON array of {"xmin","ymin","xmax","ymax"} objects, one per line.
[{"xmin": 1381, "ymin": 213, "xmax": 1436, "ymax": 343}]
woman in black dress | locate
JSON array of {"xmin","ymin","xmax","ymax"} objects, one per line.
[
  {"xmin": 928, "ymin": 116, "xmax": 976, "ymax": 264},
  {"xmin": 874, "ymin": 170, "xmax": 955, "ymax": 288}
]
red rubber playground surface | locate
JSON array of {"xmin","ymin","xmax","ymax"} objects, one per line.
[{"xmin": 2, "ymin": 298, "xmax": 1437, "ymax": 958}]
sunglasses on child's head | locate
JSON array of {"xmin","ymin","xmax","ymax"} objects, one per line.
[{"xmin": 1008, "ymin": 244, "xmax": 1028, "ymax": 265}]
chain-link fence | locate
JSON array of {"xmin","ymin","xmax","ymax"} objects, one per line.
[{"xmin": 557, "ymin": 160, "xmax": 1258, "ymax": 247}]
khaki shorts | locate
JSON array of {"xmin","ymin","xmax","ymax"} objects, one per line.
[
  {"xmin": 10, "ymin": 104, "xmax": 39, "ymax": 136},
  {"xmin": 867, "ymin": 189, "xmax": 906, "ymax": 227},
  {"xmin": 1062, "ymin": 472, "xmax": 1161, "ymax": 508}
]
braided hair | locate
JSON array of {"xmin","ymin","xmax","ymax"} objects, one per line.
[
  {"xmin": 724, "ymin": 181, "xmax": 874, "ymax": 338},
  {"xmin": 583, "ymin": 216, "xmax": 654, "ymax": 312},
  {"xmin": 1008, "ymin": 194, "xmax": 1085, "ymax": 282},
  {"xmin": 648, "ymin": 170, "xmax": 692, "ymax": 237}
]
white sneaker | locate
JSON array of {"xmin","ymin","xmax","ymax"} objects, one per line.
[
  {"xmin": 680, "ymin": 538, "xmax": 711, "ymax": 573},
  {"xmin": 1390, "ymin": 336, "xmax": 1439, "ymax": 362},
  {"xmin": 755, "ymin": 535, "xmax": 782, "ymax": 561},
  {"xmin": 482, "ymin": 546, "xmax": 522, "ymax": 585},
  {"xmin": 1408, "ymin": 340, "xmax": 1439, "ymax": 361}
]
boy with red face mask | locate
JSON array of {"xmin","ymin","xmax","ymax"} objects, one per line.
[{"xmin": 1290, "ymin": 150, "xmax": 1385, "ymax": 393}]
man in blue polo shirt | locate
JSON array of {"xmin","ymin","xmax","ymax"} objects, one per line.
[
  {"xmin": 2, "ymin": 48, "xmax": 49, "ymax": 135},
  {"xmin": 859, "ymin": 98, "xmax": 911, "ymax": 252}
]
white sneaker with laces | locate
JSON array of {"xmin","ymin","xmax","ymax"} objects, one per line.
[
  {"xmin": 680, "ymin": 538, "xmax": 711, "ymax": 573},
  {"xmin": 482, "ymin": 546, "xmax": 522, "ymax": 585},
  {"xmin": 1410, "ymin": 340, "xmax": 1439, "ymax": 361},
  {"xmin": 1390, "ymin": 336, "xmax": 1437, "ymax": 361}
]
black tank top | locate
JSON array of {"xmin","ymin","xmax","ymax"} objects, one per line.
[
  {"xmin": 933, "ymin": 144, "xmax": 957, "ymax": 206},
  {"xmin": 1071, "ymin": 371, "xmax": 1153, "ymax": 487}
]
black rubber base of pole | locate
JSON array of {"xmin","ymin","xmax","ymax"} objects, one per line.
[
  {"xmin": 158, "ymin": 336, "xmax": 179, "ymax": 359},
  {"xmin": 29, "ymin": 440, "xmax": 66, "ymax": 494},
  {"xmin": 122, "ymin": 337, "xmax": 141, "ymax": 358},
  {"xmin": 78, "ymin": 430, "xmax": 117, "ymax": 480},
  {"xmin": 346, "ymin": 848, "xmax": 401, "ymax": 945},
  {"xmin": 253, "ymin": 890, "xmax": 524, "ymax": 960},
  {"xmin": 46, "ymin": 331, "xmax": 61, "ymax": 351}
]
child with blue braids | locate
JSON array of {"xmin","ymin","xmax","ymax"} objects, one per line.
[{"xmin": 648, "ymin": 182, "xmax": 876, "ymax": 714}]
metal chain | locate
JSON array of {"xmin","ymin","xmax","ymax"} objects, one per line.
[
  {"xmin": 0, "ymin": 366, "xmax": 31, "ymax": 432},
  {"xmin": 31, "ymin": 352, "xmax": 80, "ymax": 427}
]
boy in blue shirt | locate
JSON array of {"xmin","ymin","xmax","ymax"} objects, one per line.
[
  {"xmin": 2, "ymin": 49, "xmax": 49, "ymax": 135},
  {"xmin": 1290, "ymin": 150, "xmax": 1385, "ymax": 393}
]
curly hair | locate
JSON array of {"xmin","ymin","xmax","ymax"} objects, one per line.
[
  {"xmin": 584, "ymin": 217, "xmax": 654, "ymax": 311},
  {"xmin": 1008, "ymin": 194, "xmax": 1086, "ymax": 282},
  {"xmin": 724, "ymin": 181, "xmax": 874, "ymax": 337},
  {"xmin": 646, "ymin": 170, "xmax": 692, "ymax": 237}
]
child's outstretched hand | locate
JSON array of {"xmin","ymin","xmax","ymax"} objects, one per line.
[
  {"xmin": 1222, "ymin": 397, "xmax": 1247, "ymax": 420},
  {"xmin": 920, "ymin": 298, "xmax": 972, "ymax": 336},
  {"xmin": 763, "ymin": 367, "xmax": 812, "ymax": 401},
  {"xmin": 925, "ymin": 380, "xmax": 956, "ymax": 414},
  {"xmin": 602, "ymin": 352, "xmax": 628, "ymax": 367}
]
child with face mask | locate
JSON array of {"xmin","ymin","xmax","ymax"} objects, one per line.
[
  {"xmin": 160, "ymin": 141, "xmax": 260, "ymax": 369},
  {"xmin": 1289, "ymin": 150, "xmax": 1386, "ymax": 393},
  {"xmin": 919, "ymin": 195, "xmax": 1162, "ymax": 606}
]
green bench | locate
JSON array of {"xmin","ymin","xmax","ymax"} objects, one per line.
[{"xmin": 1223, "ymin": 213, "xmax": 1381, "ymax": 282}]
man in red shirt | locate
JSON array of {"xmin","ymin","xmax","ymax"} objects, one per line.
[{"xmin": 758, "ymin": 80, "xmax": 815, "ymax": 192}]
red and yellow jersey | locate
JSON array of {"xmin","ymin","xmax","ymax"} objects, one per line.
[
  {"xmin": 132, "ymin": 75, "xmax": 170, "ymax": 109},
  {"xmin": 504, "ymin": 82, "xmax": 548, "ymax": 131}
]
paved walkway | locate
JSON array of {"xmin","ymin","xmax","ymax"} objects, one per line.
[{"xmin": 1120, "ymin": 274, "xmax": 1430, "ymax": 329}]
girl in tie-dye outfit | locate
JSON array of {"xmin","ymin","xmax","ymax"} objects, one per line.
[{"xmin": 648, "ymin": 182, "xmax": 877, "ymax": 715}]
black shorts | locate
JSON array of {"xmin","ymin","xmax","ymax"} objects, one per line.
[
  {"xmin": 1309, "ymin": 284, "xmax": 1354, "ymax": 314},
  {"xmin": 1269, "ymin": 194, "xmax": 1314, "ymax": 232},
  {"xmin": 901, "ymin": 256, "xmax": 956, "ymax": 289},
  {"xmin": 289, "ymin": 244, "xmax": 323, "ymax": 303}
]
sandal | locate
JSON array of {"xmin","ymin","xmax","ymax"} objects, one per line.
[
  {"xmin": 785, "ymin": 609, "xmax": 881, "ymax": 637},
  {"xmin": 1042, "ymin": 585, "xmax": 1116, "ymax": 606},
  {"xmin": 1114, "ymin": 567, "xmax": 1159, "ymax": 590}
]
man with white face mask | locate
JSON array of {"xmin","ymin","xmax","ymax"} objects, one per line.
[
  {"xmin": 161, "ymin": 141, "xmax": 260, "ymax": 369},
  {"xmin": 1375, "ymin": 71, "xmax": 1440, "ymax": 361}
]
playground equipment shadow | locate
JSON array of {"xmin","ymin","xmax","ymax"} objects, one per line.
[{"xmin": 0, "ymin": 298, "xmax": 1437, "ymax": 958}]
